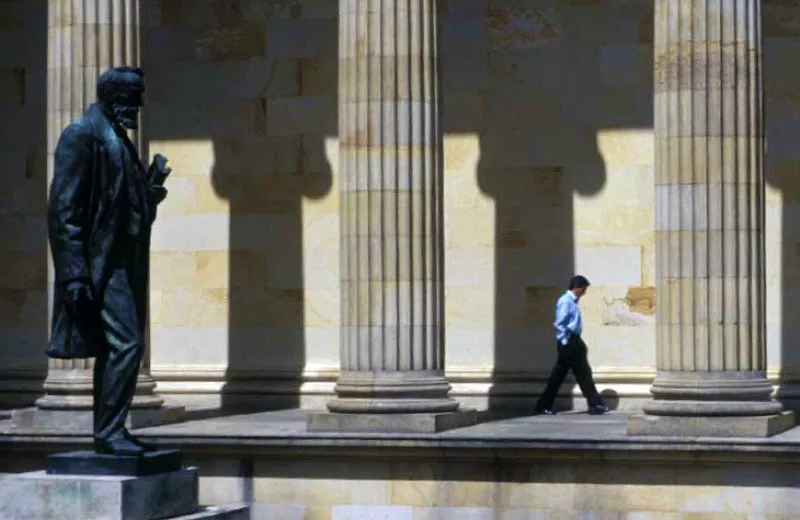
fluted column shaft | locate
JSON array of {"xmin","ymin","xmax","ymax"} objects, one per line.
[
  {"xmin": 646, "ymin": 0, "xmax": 780, "ymax": 416},
  {"xmin": 39, "ymin": 0, "xmax": 162, "ymax": 410},
  {"xmin": 329, "ymin": 0, "xmax": 457, "ymax": 413}
]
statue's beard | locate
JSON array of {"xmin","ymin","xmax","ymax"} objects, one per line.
[{"xmin": 112, "ymin": 104, "xmax": 140, "ymax": 130}]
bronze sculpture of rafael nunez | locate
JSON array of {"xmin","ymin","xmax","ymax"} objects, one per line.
[{"xmin": 47, "ymin": 67, "xmax": 171, "ymax": 456}]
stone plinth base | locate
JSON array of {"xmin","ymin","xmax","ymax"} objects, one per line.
[
  {"xmin": 307, "ymin": 408, "xmax": 478, "ymax": 433},
  {"xmin": 627, "ymin": 411, "xmax": 796, "ymax": 437},
  {"xmin": 47, "ymin": 449, "xmax": 183, "ymax": 476},
  {"xmin": 10, "ymin": 404, "xmax": 186, "ymax": 432},
  {"xmin": 0, "ymin": 468, "xmax": 199, "ymax": 520},
  {"xmin": 175, "ymin": 505, "xmax": 250, "ymax": 519}
]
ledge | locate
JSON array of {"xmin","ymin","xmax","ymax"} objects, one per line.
[{"xmin": 3, "ymin": 408, "xmax": 800, "ymax": 464}]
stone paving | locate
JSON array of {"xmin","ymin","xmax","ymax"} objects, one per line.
[
  {"xmin": 4, "ymin": 408, "xmax": 800, "ymax": 451},
  {"xmin": 134, "ymin": 408, "xmax": 800, "ymax": 446},
  {"xmin": 135, "ymin": 409, "xmax": 633, "ymax": 440}
]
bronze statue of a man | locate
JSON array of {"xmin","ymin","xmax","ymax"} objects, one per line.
[{"xmin": 46, "ymin": 67, "xmax": 171, "ymax": 456}]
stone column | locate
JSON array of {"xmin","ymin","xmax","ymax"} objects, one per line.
[
  {"xmin": 308, "ymin": 0, "xmax": 474, "ymax": 432},
  {"xmin": 628, "ymin": 0, "xmax": 794, "ymax": 437},
  {"xmin": 12, "ymin": 0, "xmax": 183, "ymax": 431}
]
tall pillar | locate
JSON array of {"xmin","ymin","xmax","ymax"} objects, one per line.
[
  {"xmin": 308, "ymin": 0, "xmax": 474, "ymax": 432},
  {"xmin": 12, "ymin": 0, "xmax": 183, "ymax": 431},
  {"xmin": 628, "ymin": 0, "xmax": 794, "ymax": 437}
]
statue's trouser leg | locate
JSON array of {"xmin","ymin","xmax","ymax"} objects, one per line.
[{"xmin": 93, "ymin": 267, "xmax": 144, "ymax": 442}]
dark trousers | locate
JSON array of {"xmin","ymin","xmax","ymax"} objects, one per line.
[
  {"xmin": 92, "ymin": 266, "xmax": 145, "ymax": 442},
  {"xmin": 536, "ymin": 335, "xmax": 603, "ymax": 411}
]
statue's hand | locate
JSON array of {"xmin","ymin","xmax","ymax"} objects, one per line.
[
  {"xmin": 64, "ymin": 280, "xmax": 95, "ymax": 318},
  {"xmin": 150, "ymin": 185, "xmax": 168, "ymax": 205},
  {"xmin": 149, "ymin": 154, "xmax": 172, "ymax": 186}
]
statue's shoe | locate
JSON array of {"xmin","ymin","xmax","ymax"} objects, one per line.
[
  {"xmin": 94, "ymin": 437, "xmax": 145, "ymax": 456},
  {"xmin": 123, "ymin": 429, "xmax": 157, "ymax": 452}
]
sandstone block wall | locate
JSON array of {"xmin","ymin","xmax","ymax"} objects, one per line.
[{"xmin": 1, "ymin": 0, "xmax": 799, "ymax": 409}]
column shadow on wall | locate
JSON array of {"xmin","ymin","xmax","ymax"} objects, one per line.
[
  {"xmin": 0, "ymin": 0, "xmax": 48, "ymax": 410},
  {"xmin": 475, "ymin": 48, "xmax": 606, "ymax": 415},
  {"xmin": 763, "ymin": 20, "xmax": 800, "ymax": 411},
  {"xmin": 211, "ymin": 133, "xmax": 332, "ymax": 412},
  {"xmin": 143, "ymin": 1, "xmax": 335, "ymax": 416},
  {"xmin": 441, "ymin": 2, "xmax": 652, "ymax": 415}
]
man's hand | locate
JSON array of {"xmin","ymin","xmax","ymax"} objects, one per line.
[
  {"xmin": 64, "ymin": 279, "xmax": 95, "ymax": 319},
  {"xmin": 149, "ymin": 154, "xmax": 172, "ymax": 186}
]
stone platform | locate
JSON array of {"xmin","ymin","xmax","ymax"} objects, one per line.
[
  {"xmin": 307, "ymin": 408, "xmax": 478, "ymax": 433},
  {"xmin": 5, "ymin": 407, "xmax": 800, "ymax": 454},
  {"xmin": 628, "ymin": 411, "xmax": 797, "ymax": 437},
  {"xmin": 11, "ymin": 404, "xmax": 186, "ymax": 432},
  {"xmin": 3, "ymin": 408, "xmax": 800, "ymax": 518}
]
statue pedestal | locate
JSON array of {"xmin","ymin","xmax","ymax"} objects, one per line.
[
  {"xmin": 46, "ymin": 449, "xmax": 183, "ymax": 476},
  {"xmin": 0, "ymin": 453, "xmax": 249, "ymax": 520}
]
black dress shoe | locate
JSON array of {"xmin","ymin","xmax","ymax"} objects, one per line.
[
  {"xmin": 535, "ymin": 408, "xmax": 556, "ymax": 416},
  {"xmin": 588, "ymin": 405, "xmax": 608, "ymax": 415},
  {"xmin": 94, "ymin": 437, "xmax": 145, "ymax": 456}
]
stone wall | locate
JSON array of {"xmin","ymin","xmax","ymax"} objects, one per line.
[
  {"xmin": 442, "ymin": 1, "xmax": 657, "ymax": 408},
  {"xmin": 141, "ymin": 0, "xmax": 339, "ymax": 409},
  {"xmin": 5, "ymin": 444, "xmax": 800, "ymax": 519},
  {"xmin": 1, "ymin": 0, "xmax": 800, "ymax": 409},
  {"xmin": 193, "ymin": 453, "xmax": 800, "ymax": 519}
]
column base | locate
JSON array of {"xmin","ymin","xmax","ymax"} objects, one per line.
[
  {"xmin": 328, "ymin": 370, "xmax": 461, "ymax": 414},
  {"xmin": 9, "ymin": 404, "xmax": 186, "ymax": 433},
  {"xmin": 627, "ymin": 410, "xmax": 796, "ymax": 437},
  {"xmin": 645, "ymin": 371, "xmax": 781, "ymax": 416},
  {"xmin": 307, "ymin": 408, "xmax": 478, "ymax": 433},
  {"xmin": 34, "ymin": 369, "xmax": 166, "ymax": 410}
]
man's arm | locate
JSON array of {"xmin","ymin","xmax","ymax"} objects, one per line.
[
  {"xmin": 553, "ymin": 299, "xmax": 571, "ymax": 345},
  {"xmin": 47, "ymin": 125, "xmax": 93, "ymax": 283}
]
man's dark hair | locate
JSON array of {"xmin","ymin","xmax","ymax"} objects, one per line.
[
  {"xmin": 569, "ymin": 275, "xmax": 590, "ymax": 290},
  {"xmin": 96, "ymin": 67, "xmax": 144, "ymax": 102}
]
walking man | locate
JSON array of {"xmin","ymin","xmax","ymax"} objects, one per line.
[{"xmin": 535, "ymin": 275, "xmax": 608, "ymax": 415}]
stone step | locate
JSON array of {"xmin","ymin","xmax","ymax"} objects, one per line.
[
  {"xmin": 174, "ymin": 505, "xmax": 250, "ymax": 520},
  {"xmin": 10, "ymin": 405, "xmax": 186, "ymax": 433}
]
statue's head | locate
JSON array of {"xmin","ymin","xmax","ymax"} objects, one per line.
[{"xmin": 96, "ymin": 67, "xmax": 145, "ymax": 130}]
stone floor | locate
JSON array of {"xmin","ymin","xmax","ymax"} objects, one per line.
[
  {"xmin": 4, "ymin": 408, "xmax": 800, "ymax": 452},
  {"xmin": 128, "ymin": 408, "xmax": 651, "ymax": 439},
  {"xmin": 147, "ymin": 408, "xmax": 800, "ymax": 443}
]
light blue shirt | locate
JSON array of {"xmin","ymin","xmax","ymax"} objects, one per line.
[{"xmin": 554, "ymin": 290, "xmax": 582, "ymax": 346}]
